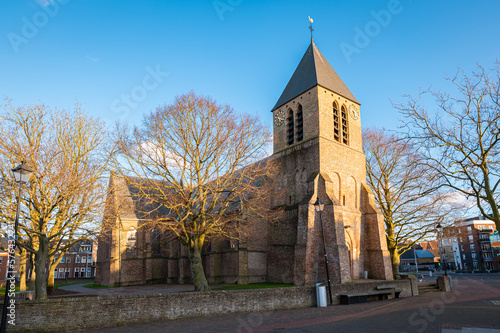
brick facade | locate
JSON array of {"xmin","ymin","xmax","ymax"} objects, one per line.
[
  {"xmin": 96, "ymin": 41, "xmax": 393, "ymax": 287},
  {"xmin": 441, "ymin": 216, "xmax": 498, "ymax": 271},
  {"xmin": 53, "ymin": 240, "xmax": 96, "ymax": 279}
]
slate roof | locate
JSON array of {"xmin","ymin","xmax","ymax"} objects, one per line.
[
  {"xmin": 272, "ymin": 42, "xmax": 359, "ymax": 111},
  {"xmin": 111, "ymin": 175, "xmax": 172, "ymax": 221}
]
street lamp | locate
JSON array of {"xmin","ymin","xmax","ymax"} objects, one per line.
[
  {"xmin": 314, "ymin": 197, "xmax": 333, "ymax": 305},
  {"xmin": 1, "ymin": 161, "xmax": 33, "ymax": 333},
  {"xmin": 436, "ymin": 223, "xmax": 448, "ymax": 276}
]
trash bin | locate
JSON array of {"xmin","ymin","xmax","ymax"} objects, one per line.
[{"xmin": 316, "ymin": 283, "xmax": 327, "ymax": 307}]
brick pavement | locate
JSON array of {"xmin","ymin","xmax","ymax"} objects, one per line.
[{"xmin": 74, "ymin": 274, "xmax": 500, "ymax": 333}]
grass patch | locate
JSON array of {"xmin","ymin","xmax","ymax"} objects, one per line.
[
  {"xmin": 0, "ymin": 286, "xmax": 20, "ymax": 293},
  {"xmin": 54, "ymin": 282, "xmax": 87, "ymax": 289},
  {"xmin": 212, "ymin": 282, "xmax": 294, "ymax": 291}
]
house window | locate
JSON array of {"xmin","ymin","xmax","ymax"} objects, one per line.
[
  {"xmin": 333, "ymin": 102, "xmax": 340, "ymax": 142},
  {"xmin": 67, "ymin": 257, "xmax": 71, "ymax": 263},
  {"xmin": 472, "ymin": 253, "xmax": 476, "ymax": 259},
  {"xmin": 126, "ymin": 229, "xmax": 137, "ymax": 257},
  {"xmin": 82, "ymin": 256, "xmax": 86, "ymax": 263},
  {"xmin": 86, "ymin": 269, "xmax": 91, "ymax": 278},
  {"xmin": 468, "ymin": 235, "xmax": 474, "ymax": 242},
  {"xmin": 463, "ymin": 254, "xmax": 466, "ymax": 260},
  {"xmin": 467, "ymin": 226, "xmax": 472, "ymax": 232},
  {"xmin": 59, "ymin": 271, "xmax": 64, "ymax": 278},
  {"xmin": 87, "ymin": 256, "xmax": 92, "ymax": 263},
  {"xmin": 61, "ymin": 257, "xmax": 65, "ymax": 263},
  {"xmin": 458, "ymin": 229, "xmax": 461, "ymax": 234},
  {"xmin": 341, "ymin": 105, "xmax": 349, "ymax": 145},
  {"xmin": 287, "ymin": 108, "xmax": 294, "ymax": 145},
  {"xmin": 470, "ymin": 244, "xmax": 475, "ymax": 252},
  {"xmin": 461, "ymin": 245, "xmax": 464, "ymax": 251},
  {"xmin": 76, "ymin": 256, "xmax": 80, "ymax": 263},
  {"xmin": 0, "ymin": 258, "xmax": 2, "ymax": 264},
  {"xmin": 75, "ymin": 267, "xmax": 79, "ymax": 277}
]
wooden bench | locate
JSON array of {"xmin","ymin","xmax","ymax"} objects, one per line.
[
  {"xmin": 12, "ymin": 291, "xmax": 35, "ymax": 300},
  {"xmin": 339, "ymin": 285, "xmax": 402, "ymax": 305}
]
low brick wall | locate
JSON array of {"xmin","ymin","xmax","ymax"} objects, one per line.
[{"xmin": 6, "ymin": 279, "xmax": 413, "ymax": 332}]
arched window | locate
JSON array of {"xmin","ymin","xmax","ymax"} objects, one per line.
[
  {"xmin": 341, "ymin": 105, "xmax": 349, "ymax": 145},
  {"xmin": 333, "ymin": 102, "xmax": 340, "ymax": 142},
  {"xmin": 296, "ymin": 104, "xmax": 303, "ymax": 142},
  {"xmin": 126, "ymin": 228, "xmax": 137, "ymax": 257},
  {"xmin": 151, "ymin": 228, "xmax": 161, "ymax": 255},
  {"xmin": 287, "ymin": 108, "xmax": 294, "ymax": 145}
]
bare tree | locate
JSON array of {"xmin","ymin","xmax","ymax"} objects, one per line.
[
  {"xmin": 395, "ymin": 62, "xmax": 500, "ymax": 232},
  {"xmin": 0, "ymin": 100, "xmax": 110, "ymax": 299},
  {"xmin": 112, "ymin": 92, "xmax": 277, "ymax": 292},
  {"xmin": 363, "ymin": 128, "xmax": 454, "ymax": 277}
]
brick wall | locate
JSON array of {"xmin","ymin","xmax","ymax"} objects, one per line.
[{"xmin": 7, "ymin": 279, "xmax": 414, "ymax": 332}]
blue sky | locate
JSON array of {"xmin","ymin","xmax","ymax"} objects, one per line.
[{"xmin": 1, "ymin": 0, "xmax": 499, "ymax": 132}]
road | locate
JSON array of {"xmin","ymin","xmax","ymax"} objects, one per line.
[{"xmin": 76, "ymin": 274, "xmax": 500, "ymax": 333}]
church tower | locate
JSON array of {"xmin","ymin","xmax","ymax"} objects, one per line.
[{"xmin": 268, "ymin": 39, "xmax": 393, "ymax": 286}]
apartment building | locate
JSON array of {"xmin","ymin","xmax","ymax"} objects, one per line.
[{"xmin": 441, "ymin": 216, "xmax": 498, "ymax": 271}]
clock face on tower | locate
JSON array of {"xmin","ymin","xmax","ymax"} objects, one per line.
[
  {"xmin": 274, "ymin": 109, "xmax": 285, "ymax": 126},
  {"xmin": 349, "ymin": 105, "xmax": 359, "ymax": 120}
]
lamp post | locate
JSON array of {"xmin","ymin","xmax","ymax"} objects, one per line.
[
  {"xmin": 436, "ymin": 223, "xmax": 448, "ymax": 276},
  {"xmin": 1, "ymin": 161, "xmax": 33, "ymax": 333},
  {"xmin": 314, "ymin": 197, "xmax": 333, "ymax": 305}
]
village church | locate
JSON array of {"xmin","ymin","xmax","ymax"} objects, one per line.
[{"xmin": 96, "ymin": 37, "xmax": 393, "ymax": 287}]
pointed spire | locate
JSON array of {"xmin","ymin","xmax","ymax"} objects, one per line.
[{"xmin": 272, "ymin": 42, "xmax": 359, "ymax": 111}]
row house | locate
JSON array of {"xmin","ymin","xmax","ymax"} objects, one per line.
[{"xmin": 53, "ymin": 239, "xmax": 97, "ymax": 279}]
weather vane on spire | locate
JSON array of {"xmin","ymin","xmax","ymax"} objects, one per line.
[{"xmin": 308, "ymin": 16, "xmax": 314, "ymax": 43}]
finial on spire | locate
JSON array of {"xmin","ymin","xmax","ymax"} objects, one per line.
[{"xmin": 308, "ymin": 16, "xmax": 314, "ymax": 43}]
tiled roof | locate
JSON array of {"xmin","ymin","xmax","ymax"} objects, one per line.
[{"xmin": 272, "ymin": 42, "xmax": 358, "ymax": 111}]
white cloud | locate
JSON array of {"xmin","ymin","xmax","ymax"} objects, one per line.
[
  {"xmin": 140, "ymin": 141, "xmax": 190, "ymax": 171},
  {"xmin": 441, "ymin": 191, "xmax": 476, "ymax": 209},
  {"xmin": 85, "ymin": 55, "xmax": 100, "ymax": 63}
]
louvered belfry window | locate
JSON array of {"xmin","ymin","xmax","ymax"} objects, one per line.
[
  {"xmin": 341, "ymin": 105, "xmax": 349, "ymax": 145},
  {"xmin": 333, "ymin": 102, "xmax": 340, "ymax": 142},
  {"xmin": 287, "ymin": 108, "xmax": 294, "ymax": 145},
  {"xmin": 296, "ymin": 104, "xmax": 303, "ymax": 142}
]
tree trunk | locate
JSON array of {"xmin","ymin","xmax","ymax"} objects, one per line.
[
  {"xmin": 19, "ymin": 248, "xmax": 27, "ymax": 292},
  {"xmin": 386, "ymin": 232, "xmax": 400, "ymax": 279},
  {"xmin": 34, "ymin": 236, "xmax": 49, "ymax": 300},
  {"xmin": 188, "ymin": 243, "xmax": 210, "ymax": 292},
  {"xmin": 391, "ymin": 252, "xmax": 401, "ymax": 279},
  {"xmin": 47, "ymin": 267, "xmax": 55, "ymax": 295},
  {"xmin": 27, "ymin": 254, "xmax": 36, "ymax": 292}
]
